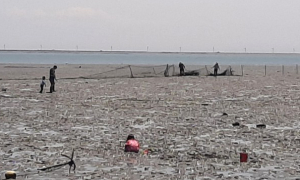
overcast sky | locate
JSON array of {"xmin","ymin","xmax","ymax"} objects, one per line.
[{"xmin": 1, "ymin": 0, "xmax": 300, "ymax": 53}]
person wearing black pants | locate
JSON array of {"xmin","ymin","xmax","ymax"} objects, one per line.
[
  {"xmin": 49, "ymin": 65, "xmax": 57, "ymax": 93},
  {"xmin": 40, "ymin": 76, "xmax": 46, "ymax": 93},
  {"xmin": 179, "ymin": 62, "xmax": 185, "ymax": 76},
  {"xmin": 213, "ymin": 62, "xmax": 220, "ymax": 76}
]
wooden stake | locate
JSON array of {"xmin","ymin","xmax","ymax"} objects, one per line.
[
  {"xmin": 241, "ymin": 65, "xmax": 244, "ymax": 76},
  {"xmin": 129, "ymin": 65, "xmax": 134, "ymax": 78}
]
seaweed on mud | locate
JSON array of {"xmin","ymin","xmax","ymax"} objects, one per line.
[
  {"xmin": 17, "ymin": 149, "xmax": 76, "ymax": 178},
  {"xmin": 38, "ymin": 149, "xmax": 76, "ymax": 173}
]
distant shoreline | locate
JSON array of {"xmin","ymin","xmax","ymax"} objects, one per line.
[{"xmin": 0, "ymin": 49, "xmax": 299, "ymax": 55}]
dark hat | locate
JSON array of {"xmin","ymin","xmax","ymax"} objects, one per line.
[{"xmin": 127, "ymin": 134, "xmax": 135, "ymax": 141}]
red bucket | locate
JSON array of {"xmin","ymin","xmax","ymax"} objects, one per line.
[{"xmin": 240, "ymin": 153, "xmax": 248, "ymax": 162}]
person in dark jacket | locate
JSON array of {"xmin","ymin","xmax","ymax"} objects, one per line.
[
  {"xmin": 179, "ymin": 62, "xmax": 185, "ymax": 76},
  {"xmin": 213, "ymin": 62, "xmax": 220, "ymax": 76},
  {"xmin": 49, "ymin": 65, "xmax": 57, "ymax": 93}
]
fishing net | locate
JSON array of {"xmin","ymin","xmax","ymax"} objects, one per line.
[
  {"xmin": 207, "ymin": 66, "xmax": 235, "ymax": 76},
  {"xmin": 81, "ymin": 65, "xmax": 174, "ymax": 79},
  {"xmin": 80, "ymin": 64, "xmax": 240, "ymax": 79},
  {"xmin": 183, "ymin": 67, "xmax": 211, "ymax": 76},
  {"xmin": 170, "ymin": 65, "xmax": 240, "ymax": 76}
]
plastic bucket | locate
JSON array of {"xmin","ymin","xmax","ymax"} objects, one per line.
[{"xmin": 240, "ymin": 153, "xmax": 248, "ymax": 162}]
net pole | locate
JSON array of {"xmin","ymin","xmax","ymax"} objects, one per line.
[
  {"xmin": 153, "ymin": 68, "xmax": 156, "ymax": 75},
  {"xmin": 241, "ymin": 65, "xmax": 244, "ymax": 76},
  {"xmin": 164, "ymin": 64, "xmax": 169, "ymax": 77},
  {"xmin": 265, "ymin": 65, "xmax": 267, "ymax": 76},
  {"xmin": 297, "ymin": 64, "xmax": 298, "ymax": 75},
  {"xmin": 129, "ymin": 65, "xmax": 134, "ymax": 78},
  {"xmin": 282, "ymin": 65, "xmax": 284, "ymax": 75},
  {"xmin": 173, "ymin": 65, "xmax": 175, "ymax": 76}
]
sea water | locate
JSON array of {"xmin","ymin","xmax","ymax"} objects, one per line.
[{"xmin": 0, "ymin": 50, "xmax": 299, "ymax": 65}]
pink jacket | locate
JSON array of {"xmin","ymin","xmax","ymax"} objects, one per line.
[{"xmin": 125, "ymin": 139, "xmax": 140, "ymax": 153}]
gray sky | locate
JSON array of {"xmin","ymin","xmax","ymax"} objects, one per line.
[{"xmin": 1, "ymin": 0, "xmax": 300, "ymax": 53}]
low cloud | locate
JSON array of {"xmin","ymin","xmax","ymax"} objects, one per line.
[
  {"xmin": 5, "ymin": 7, "xmax": 27, "ymax": 17},
  {"xmin": 4, "ymin": 7, "xmax": 110, "ymax": 20},
  {"xmin": 55, "ymin": 7, "xmax": 99, "ymax": 18}
]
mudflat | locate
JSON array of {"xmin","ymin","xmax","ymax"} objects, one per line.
[{"xmin": 0, "ymin": 64, "xmax": 300, "ymax": 179}]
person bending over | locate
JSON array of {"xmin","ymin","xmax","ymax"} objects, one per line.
[
  {"xmin": 124, "ymin": 134, "xmax": 140, "ymax": 153},
  {"xmin": 179, "ymin": 62, "xmax": 185, "ymax": 76}
]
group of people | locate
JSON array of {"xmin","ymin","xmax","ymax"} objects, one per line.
[
  {"xmin": 39, "ymin": 66, "xmax": 142, "ymax": 154},
  {"xmin": 39, "ymin": 65, "xmax": 57, "ymax": 93},
  {"xmin": 39, "ymin": 63, "xmax": 221, "ymax": 153},
  {"xmin": 178, "ymin": 62, "xmax": 220, "ymax": 76},
  {"xmin": 41, "ymin": 62, "xmax": 220, "ymax": 93},
  {"xmin": 124, "ymin": 64, "xmax": 221, "ymax": 153}
]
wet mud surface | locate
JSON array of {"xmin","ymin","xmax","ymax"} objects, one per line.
[{"xmin": 1, "ymin": 74, "xmax": 300, "ymax": 179}]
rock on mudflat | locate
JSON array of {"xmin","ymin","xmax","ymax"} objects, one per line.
[
  {"xmin": 222, "ymin": 112, "xmax": 228, "ymax": 116},
  {"xmin": 256, "ymin": 124, "xmax": 266, "ymax": 129},
  {"xmin": 232, "ymin": 122, "xmax": 240, "ymax": 127}
]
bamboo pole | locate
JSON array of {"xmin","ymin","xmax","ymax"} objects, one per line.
[
  {"xmin": 164, "ymin": 64, "xmax": 169, "ymax": 77},
  {"xmin": 129, "ymin": 65, "xmax": 134, "ymax": 78},
  {"xmin": 241, "ymin": 65, "xmax": 244, "ymax": 76},
  {"xmin": 173, "ymin": 65, "xmax": 175, "ymax": 76},
  {"xmin": 265, "ymin": 65, "xmax": 267, "ymax": 76}
]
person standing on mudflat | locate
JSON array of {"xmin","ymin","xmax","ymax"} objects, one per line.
[
  {"xmin": 179, "ymin": 62, "xmax": 185, "ymax": 76},
  {"xmin": 49, "ymin": 65, "xmax": 57, "ymax": 93},
  {"xmin": 213, "ymin": 62, "xmax": 220, "ymax": 76},
  {"xmin": 39, "ymin": 76, "xmax": 46, "ymax": 93}
]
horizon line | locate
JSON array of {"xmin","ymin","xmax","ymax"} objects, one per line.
[{"xmin": 0, "ymin": 49, "xmax": 299, "ymax": 55}]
